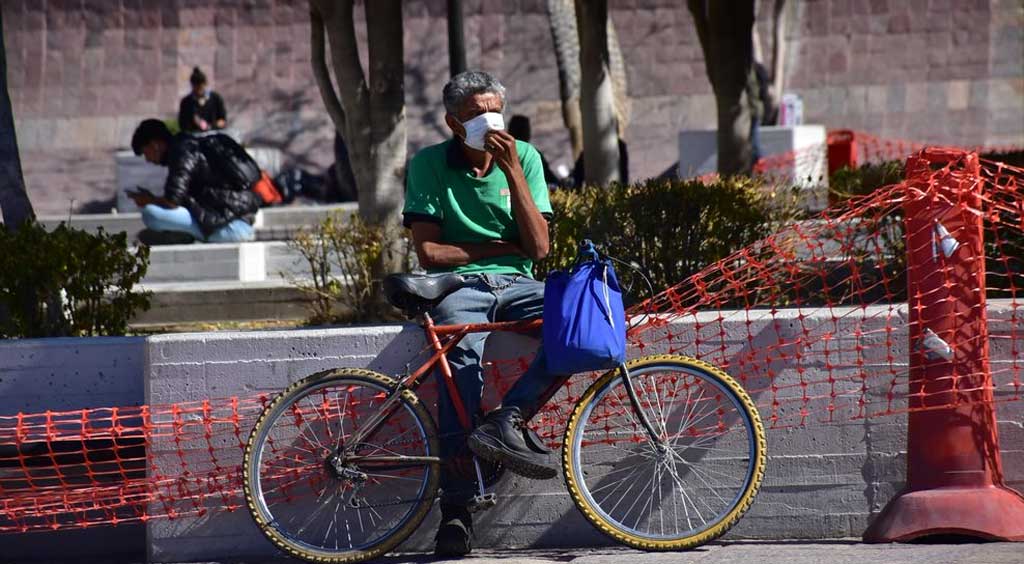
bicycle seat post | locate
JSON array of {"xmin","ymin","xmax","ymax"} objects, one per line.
[{"xmin": 421, "ymin": 311, "xmax": 433, "ymax": 328}]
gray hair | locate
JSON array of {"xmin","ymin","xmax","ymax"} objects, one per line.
[{"xmin": 442, "ymin": 71, "xmax": 507, "ymax": 115}]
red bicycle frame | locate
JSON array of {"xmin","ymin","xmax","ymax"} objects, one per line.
[{"xmin": 396, "ymin": 313, "xmax": 542, "ymax": 430}]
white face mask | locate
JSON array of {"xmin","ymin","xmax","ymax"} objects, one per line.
[{"xmin": 460, "ymin": 112, "xmax": 504, "ymax": 151}]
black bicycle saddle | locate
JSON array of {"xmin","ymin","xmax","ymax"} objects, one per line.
[{"xmin": 383, "ymin": 273, "xmax": 467, "ymax": 316}]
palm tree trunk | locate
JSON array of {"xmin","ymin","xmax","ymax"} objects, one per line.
[{"xmin": 547, "ymin": 0, "xmax": 584, "ymax": 159}]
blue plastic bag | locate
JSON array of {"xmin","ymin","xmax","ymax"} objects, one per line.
[{"xmin": 543, "ymin": 246, "xmax": 626, "ymax": 375}]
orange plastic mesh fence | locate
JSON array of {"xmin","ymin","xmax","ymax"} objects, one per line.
[{"xmin": 1, "ymin": 145, "xmax": 1021, "ymax": 533}]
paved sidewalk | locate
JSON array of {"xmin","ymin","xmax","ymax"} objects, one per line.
[
  {"xmin": 16, "ymin": 541, "xmax": 1021, "ymax": 564},
  {"xmin": 417, "ymin": 542, "xmax": 1023, "ymax": 564}
]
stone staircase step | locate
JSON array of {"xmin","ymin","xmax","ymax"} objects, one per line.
[
  {"xmin": 143, "ymin": 241, "xmax": 311, "ymax": 284},
  {"xmin": 131, "ymin": 279, "xmax": 311, "ymax": 326},
  {"xmin": 37, "ymin": 202, "xmax": 358, "ymax": 241}
]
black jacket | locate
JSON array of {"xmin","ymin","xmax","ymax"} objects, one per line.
[{"xmin": 162, "ymin": 133, "xmax": 261, "ymax": 236}]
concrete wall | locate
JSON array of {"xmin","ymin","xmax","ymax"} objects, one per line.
[
  {"xmin": 0, "ymin": 336, "xmax": 145, "ymax": 414},
  {"xmin": 1, "ymin": 306, "xmax": 1022, "ymax": 561},
  {"xmin": 0, "ymin": 336, "xmax": 146, "ymax": 561},
  {"xmin": 6, "ymin": 1, "xmax": 1021, "ymax": 214}
]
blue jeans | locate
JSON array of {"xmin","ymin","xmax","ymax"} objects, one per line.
[
  {"xmin": 431, "ymin": 273, "xmax": 568, "ymax": 504},
  {"xmin": 141, "ymin": 204, "xmax": 254, "ymax": 242}
]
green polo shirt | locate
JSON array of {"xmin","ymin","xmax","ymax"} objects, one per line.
[{"xmin": 403, "ymin": 139, "xmax": 553, "ymax": 277}]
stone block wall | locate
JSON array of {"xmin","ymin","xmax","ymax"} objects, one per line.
[{"xmin": 5, "ymin": 0, "xmax": 1022, "ymax": 214}]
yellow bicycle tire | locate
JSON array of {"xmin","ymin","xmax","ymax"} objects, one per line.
[{"xmin": 562, "ymin": 354, "xmax": 767, "ymax": 550}]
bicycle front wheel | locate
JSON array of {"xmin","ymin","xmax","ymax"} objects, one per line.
[
  {"xmin": 563, "ymin": 355, "xmax": 766, "ymax": 550},
  {"xmin": 243, "ymin": 368, "xmax": 440, "ymax": 563}
]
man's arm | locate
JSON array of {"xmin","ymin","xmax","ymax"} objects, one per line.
[
  {"xmin": 484, "ymin": 130, "xmax": 549, "ymax": 261},
  {"xmin": 155, "ymin": 140, "xmax": 199, "ymax": 209},
  {"xmin": 410, "ymin": 222, "xmax": 523, "ymax": 270}
]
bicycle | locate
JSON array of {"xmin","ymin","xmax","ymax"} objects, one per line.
[{"xmin": 242, "ymin": 271, "xmax": 767, "ymax": 563}]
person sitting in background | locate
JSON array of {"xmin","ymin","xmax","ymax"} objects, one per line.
[
  {"xmin": 507, "ymin": 114, "xmax": 562, "ymax": 187},
  {"xmin": 128, "ymin": 119, "xmax": 261, "ymax": 245},
  {"xmin": 749, "ymin": 60, "xmax": 776, "ymax": 165},
  {"xmin": 178, "ymin": 67, "xmax": 227, "ymax": 133}
]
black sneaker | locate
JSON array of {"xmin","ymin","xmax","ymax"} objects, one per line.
[
  {"xmin": 467, "ymin": 407, "xmax": 558, "ymax": 480},
  {"xmin": 434, "ymin": 503, "xmax": 472, "ymax": 557},
  {"xmin": 137, "ymin": 229, "xmax": 195, "ymax": 246}
]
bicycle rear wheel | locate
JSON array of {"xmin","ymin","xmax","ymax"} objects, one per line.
[
  {"xmin": 243, "ymin": 368, "xmax": 440, "ymax": 563},
  {"xmin": 563, "ymin": 355, "xmax": 766, "ymax": 550}
]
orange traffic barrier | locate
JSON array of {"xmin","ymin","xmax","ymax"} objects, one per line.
[{"xmin": 863, "ymin": 148, "xmax": 1024, "ymax": 542}]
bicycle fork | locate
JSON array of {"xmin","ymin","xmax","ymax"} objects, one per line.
[{"xmin": 619, "ymin": 363, "xmax": 668, "ymax": 451}]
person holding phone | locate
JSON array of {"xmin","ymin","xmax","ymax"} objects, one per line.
[{"xmin": 128, "ymin": 119, "xmax": 260, "ymax": 244}]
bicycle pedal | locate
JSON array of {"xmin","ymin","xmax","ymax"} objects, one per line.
[{"xmin": 467, "ymin": 493, "xmax": 497, "ymax": 513}]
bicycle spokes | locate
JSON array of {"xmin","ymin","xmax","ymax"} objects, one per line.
[
  {"xmin": 247, "ymin": 375, "xmax": 438, "ymax": 556},
  {"xmin": 569, "ymin": 361, "xmax": 762, "ymax": 543}
]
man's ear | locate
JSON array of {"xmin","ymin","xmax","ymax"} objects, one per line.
[{"xmin": 445, "ymin": 114, "xmax": 464, "ymax": 140}]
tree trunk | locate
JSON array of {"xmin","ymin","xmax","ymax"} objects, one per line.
[
  {"xmin": 364, "ymin": 1, "xmax": 406, "ymax": 228},
  {"xmin": 688, "ymin": 0, "xmax": 756, "ymax": 176},
  {"xmin": 607, "ymin": 19, "xmax": 630, "ymax": 139},
  {"xmin": 447, "ymin": 0, "xmax": 467, "ymax": 77},
  {"xmin": 576, "ymin": 0, "xmax": 620, "ymax": 186},
  {"xmin": 364, "ymin": 0, "xmax": 407, "ymax": 280},
  {"xmin": 310, "ymin": 9, "xmax": 348, "ymax": 136},
  {"xmin": 547, "ymin": 0, "xmax": 629, "ymax": 162},
  {"xmin": 0, "ymin": 5, "xmax": 34, "ymax": 231},
  {"xmin": 310, "ymin": 0, "xmax": 405, "ymax": 226},
  {"xmin": 310, "ymin": 7, "xmax": 358, "ymax": 202},
  {"xmin": 770, "ymin": 0, "xmax": 788, "ymax": 98},
  {"xmin": 547, "ymin": 0, "xmax": 584, "ymax": 159},
  {"xmin": 310, "ymin": 0, "xmax": 407, "ymax": 300}
]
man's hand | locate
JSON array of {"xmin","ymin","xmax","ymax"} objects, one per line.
[
  {"xmin": 126, "ymin": 190, "xmax": 155, "ymax": 208},
  {"xmin": 483, "ymin": 130, "xmax": 549, "ymax": 261},
  {"xmin": 484, "ymin": 130, "xmax": 522, "ymax": 174},
  {"xmin": 126, "ymin": 189, "xmax": 177, "ymax": 210}
]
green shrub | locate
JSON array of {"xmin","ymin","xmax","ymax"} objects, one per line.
[
  {"xmin": 536, "ymin": 177, "xmax": 802, "ymax": 299},
  {"xmin": 0, "ymin": 223, "xmax": 151, "ymax": 338},
  {"xmin": 829, "ymin": 151, "xmax": 1023, "ymax": 207},
  {"xmin": 829, "ymin": 160, "xmax": 905, "ymax": 205},
  {"xmin": 286, "ymin": 212, "xmax": 408, "ymax": 324}
]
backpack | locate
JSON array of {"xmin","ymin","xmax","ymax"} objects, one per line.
[
  {"xmin": 252, "ymin": 171, "xmax": 284, "ymax": 206},
  {"xmin": 196, "ymin": 133, "xmax": 261, "ymax": 191},
  {"xmin": 543, "ymin": 240, "xmax": 627, "ymax": 375}
]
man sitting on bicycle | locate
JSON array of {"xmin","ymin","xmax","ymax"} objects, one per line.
[{"xmin": 403, "ymin": 70, "xmax": 564, "ymax": 557}]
